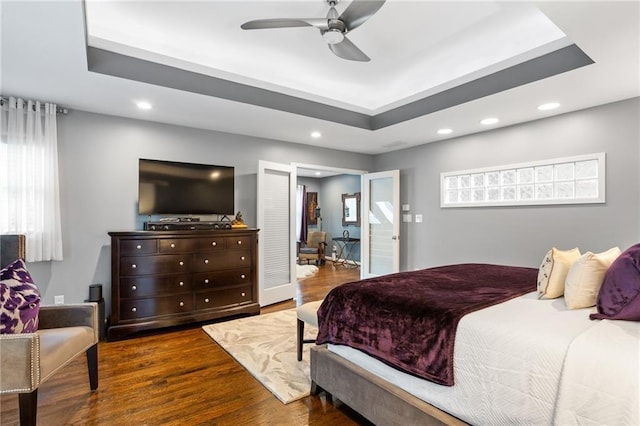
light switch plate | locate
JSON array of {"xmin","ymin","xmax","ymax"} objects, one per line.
[
  {"xmin": 402, "ymin": 204, "xmax": 410, "ymax": 211},
  {"xmin": 415, "ymin": 214, "xmax": 423, "ymax": 223},
  {"xmin": 403, "ymin": 214, "xmax": 412, "ymax": 222}
]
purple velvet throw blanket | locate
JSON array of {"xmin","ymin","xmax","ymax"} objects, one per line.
[{"xmin": 316, "ymin": 263, "xmax": 537, "ymax": 386}]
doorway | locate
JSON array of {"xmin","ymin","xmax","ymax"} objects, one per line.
[{"xmin": 293, "ymin": 163, "xmax": 366, "ymax": 273}]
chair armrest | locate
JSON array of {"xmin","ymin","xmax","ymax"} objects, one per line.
[
  {"xmin": 0, "ymin": 333, "xmax": 40, "ymax": 392},
  {"xmin": 39, "ymin": 303, "xmax": 98, "ymax": 333}
]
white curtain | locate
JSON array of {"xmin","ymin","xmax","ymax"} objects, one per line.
[{"xmin": 1, "ymin": 97, "xmax": 63, "ymax": 261}]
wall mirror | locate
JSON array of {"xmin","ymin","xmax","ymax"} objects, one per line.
[{"xmin": 342, "ymin": 192, "xmax": 361, "ymax": 226}]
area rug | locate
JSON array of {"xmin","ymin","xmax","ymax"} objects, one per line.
[
  {"xmin": 202, "ymin": 309, "xmax": 318, "ymax": 404},
  {"xmin": 296, "ymin": 264, "xmax": 318, "ymax": 279}
]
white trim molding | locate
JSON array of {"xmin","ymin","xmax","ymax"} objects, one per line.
[{"xmin": 441, "ymin": 153, "xmax": 606, "ymax": 208}]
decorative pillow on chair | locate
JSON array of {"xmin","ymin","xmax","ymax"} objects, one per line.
[
  {"xmin": 0, "ymin": 258, "xmax": 41, "ymax": 334},
  {"xmin": 537, "ymin": 247, "xmax": 581, "ymax": 299},
  {"xmin": 564, "ymin": 247, "xmax": 621, "ymax": 309},
  {"xmin": 590, "ymin": 244, "xmax": 640, "ymax": 321}
]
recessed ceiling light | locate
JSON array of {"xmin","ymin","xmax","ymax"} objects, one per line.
[
  {"xmin": 315, "ymin": 171, "xmax": 322, "ymax": 176},
  {"xmin": 480, "ymin": 117, "xmax": 499, "ymax": 125},
  {"xmin": 538, "ymin": 102, "xmax": 560, "ymax": 111},
  {"xmin": 437, "ymin": 128, "xmax": 453, "ymax": 135},
  {"xmin": 136, "ymin": 101, "xmax": 153, "ymax": 110},
  {"xmin": 311, "ymin": 131, "xmax": 322, "ymax": 139}
]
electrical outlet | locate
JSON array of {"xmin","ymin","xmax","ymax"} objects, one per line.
[
  {"xmin": 403, "ymin": 214, "xmax": 412, "ymax": 223},
  {"xmin": 415, "ymin": 214, "xmax": 423, "ymax": 223},
  {"xmin": 54, "ymin": 295, "xmax": 64, "ymax": 305}
]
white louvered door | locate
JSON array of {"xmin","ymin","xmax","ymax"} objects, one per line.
[{"xmin": 257, "ymin": 160, "xmax": 296, "ymax": 306}]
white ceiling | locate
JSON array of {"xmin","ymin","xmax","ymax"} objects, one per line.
[{"xmin": 2, "ymin": 1, "xmax": 639, "ymax": 155}]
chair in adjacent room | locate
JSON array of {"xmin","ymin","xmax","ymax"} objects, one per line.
[
  {"xmin": 0, "ymin": 234, "xmax": 99, "ymax": 426},
  {"xmin": 298, "ymin": 231, "xmax": 327, "ymax": 265}
]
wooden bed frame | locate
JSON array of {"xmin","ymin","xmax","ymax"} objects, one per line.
[{"xmin": 310, "ymin": 345, "xmax": 468, "ymax": 426}]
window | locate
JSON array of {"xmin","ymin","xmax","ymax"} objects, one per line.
[{"xmin": 441, "ymin": 153, "xmax": 605, "ymax": 208}]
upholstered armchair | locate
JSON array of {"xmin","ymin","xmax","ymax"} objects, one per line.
[
  {"xmin": 0, "ymin": 235, "xmax": 99, "ymax": 426},
  {"xmin": 298, "ymin": 231, "xmax": 327, "ymax": 265}
]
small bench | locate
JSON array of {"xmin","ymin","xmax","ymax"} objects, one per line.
[{"xmin": 296, "ymin": 300, "xmax": 323, "ymax": 361}]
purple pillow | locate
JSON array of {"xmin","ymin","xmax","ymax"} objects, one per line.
[
  {"xmin": 0, "ymin": 258, "xmax": 41, "ymax": 333},
  {"xmin": 590, "ymin": 244, "xmax": 640, "ymax": 321}
]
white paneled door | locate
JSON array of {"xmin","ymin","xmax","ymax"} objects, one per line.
[
  {"xmin": 361, "ymin": 170, "xmax": 400, "ymax": 279},
  {"xmin": 257, "ymin": 161, "xmax": 296, "ymax": 306}
]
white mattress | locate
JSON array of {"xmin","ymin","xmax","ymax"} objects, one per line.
[{"xmin": 328, "ymin": 291, "xmax": 640, "ymax": 425}]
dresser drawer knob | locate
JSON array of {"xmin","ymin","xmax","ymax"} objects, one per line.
[
  {"xmin": 131, "ymin": 285, "xmax": 137, "ymax": 291},
  {"xmin": 204, "ymin": 279, "xmax": 209, "ymax": 284},
  {"xmin": 204, "ymin": 259, "xmax": 209, "ymax": 264},
  {"xmin": 237, "ymin": 240, "xmax": 242, "ymax": 245},
  {"xmin": 131, "ymin": 264, "xmax": 137, "ymax": 269},
  {"xmin": 170, "ymin": 243, "xmax": 176, "ymax": 248},
  {"xmin": 241, "ymin": 292, "xmax": 246, "ymax": 297},
  {"xmin": 136, "ymin": 244, "xmax": 142, "ymax": 250},
  {"xmin": 179, "ymin": 281, "xmax": 184, "ymax": 286},
  {"xmin": 240, "ymin": 256, "xmax": 246, "ymax": 261},
  {"xmin": 131, "ymin": 307, "xmax": 137, "ymax": 312},
  {"xmin": 241, "ymin": 274, "xmax": 246, "ymax": 279},
  {"xmin": 179, "ymin": 301, "xmax": 185, "ymax": 307},
  {"xmin": 211, "ymin": 241, "xmax": 217, "ymax": 246},
  {"xmin": 179, "ymin": 261, "xmax": 184, "ymax": 266},
  {"xmin": 204, "ymin": 298, "xmax": 210, "ymax": 303}
]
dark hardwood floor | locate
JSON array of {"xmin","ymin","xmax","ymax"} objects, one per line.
[{"xmin": 0, "ymin": 262, "xmax": 364, "ymax": 425}]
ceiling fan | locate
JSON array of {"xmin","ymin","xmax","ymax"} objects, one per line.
[{"xmin": 240, "ymin": 0, "xmax": 386, "ymax": 62}]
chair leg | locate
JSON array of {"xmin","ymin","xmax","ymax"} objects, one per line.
[
  {"xmin": 297, "ymin": 319, "xmax": 304, "ymax": 361},
  {"xmin": 18, "ymin": 389, "xmax": 37, "ymax": 426},
  {"xmin": 86, "ymin": 344, "xmax": 99, "ymax": 391}
]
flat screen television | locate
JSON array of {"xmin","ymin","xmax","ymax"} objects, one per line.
[{"xmin": 138, "ymin": 158, "xmax": 234, "ymax": 216}]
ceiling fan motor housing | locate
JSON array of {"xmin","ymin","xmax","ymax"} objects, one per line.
[{"xmin": 323, "ymin": 19, "xmax": 346, "ymax": 44}]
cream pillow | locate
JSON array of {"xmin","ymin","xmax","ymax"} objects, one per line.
[
  {"xmin": 537, "ymin": 247, "xmax": 581, "ymax": 299},
  {"xmin": 564, "ymin": 247, "xmax": 622, "ymax": 309}
]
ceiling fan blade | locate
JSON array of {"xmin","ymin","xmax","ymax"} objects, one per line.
[
  {"xmin": 339, "ymin": 0, "xmax": 385, "ymax": 31},
  {"xmin": 241, "ymin": 18, "xmax": 328, "ymax": 31},
  {"xmin": 328, "ymin": 37, "xmax": 370, "ymax": 62}
]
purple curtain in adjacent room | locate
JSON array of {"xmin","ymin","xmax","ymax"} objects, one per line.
[{"xmin": 301, "ymin": 186, "xmax": 308, "ymax": 242}]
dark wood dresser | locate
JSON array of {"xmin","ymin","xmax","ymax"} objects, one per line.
[{"xmin": 107, "ymin": 229, "xmax": 259, "ymax": 340}]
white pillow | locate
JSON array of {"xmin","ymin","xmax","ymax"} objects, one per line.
[
  {"xmin": 564, "ymin": 247, "xmax": 622, "ymax": 309},
  {"xmin": 537, "ymin": 247, "xmax": 581, "ymax": 299}
]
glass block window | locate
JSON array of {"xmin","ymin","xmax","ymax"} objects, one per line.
[{"xmin": 441, "ymin": 153, "xmax": 605, "ymax": 208}]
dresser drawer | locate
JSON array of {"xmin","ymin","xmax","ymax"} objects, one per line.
[
  {"xmin": 195, "ymin": 285, "xmax": 253, "ymax": 310},
  {"xmin": 120, "ymin": 275, "xmax": 192, "ymax": 298},
  {"xmin": 225, "ymin": 236, "xmax": 251, "ymax": 249},
  {"xmin": 158, "ymin": 237, "xmax": 226, "ymax": 253},
  {"xmin": 120, "ymin": 294, "xmax": 194, "ymax": 320},
  {"xmin": 193, "ymin": 268, "xmax": 251, "ymax": 290},
  {"xmin": 193, "ymin": 250, "xmax": 252, "ymax": 272},
  {"xmin": 120, "ymin": 254, "xmax": 192, "ymax": 276},
  {"xmin": 120, "ymin": 239, "xmax": 157, "ymax": 255}
]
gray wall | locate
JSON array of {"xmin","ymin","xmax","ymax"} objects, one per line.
[
  {"xmin": 26, "ymin": 110, "xmax": 373, "ymax": 308},
  {"xmin": 374, "ymin": 97, "xmax": 640, "ymax": 271},
  {"xmin": 24, "ymin": 98, "xmax": 640, "ymax": 309},
  {"xmin": 319, "ymin": 174, "xmax": 362, "ymax": 262}
]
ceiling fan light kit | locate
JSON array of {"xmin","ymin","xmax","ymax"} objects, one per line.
[
  {"xmin": 240, "ymin": 0, "xmax": 386, "ymax": 62},
  {"xmin": 323, "ymin": 29, "xmax": 345, "ymax": 45}
]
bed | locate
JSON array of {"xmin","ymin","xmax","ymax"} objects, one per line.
[{"xmin": 310, "ymin": 263, "xmax": 640, "ymax": 425}]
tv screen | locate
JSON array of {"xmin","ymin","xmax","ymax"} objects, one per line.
[{"xmin": 138, "ymin": 159, "xmax": 234, "ymax": 216}]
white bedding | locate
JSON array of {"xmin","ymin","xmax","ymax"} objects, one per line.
[
  {"xmin": 327, "ymin": 291, "xmax": 640, "ymax": 425},
  {"xmin": 553, "ymin": 319, "xmax": 640, "ymax": 425}
]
